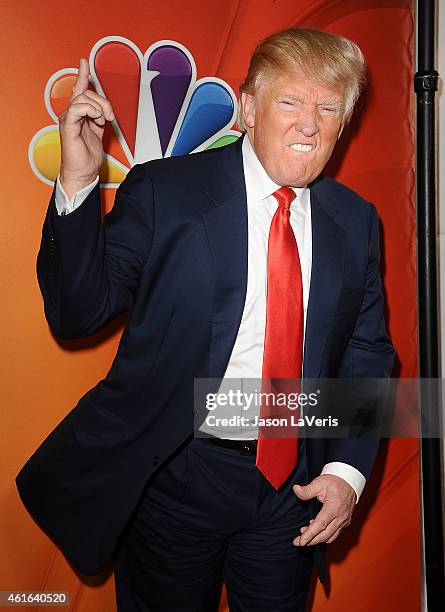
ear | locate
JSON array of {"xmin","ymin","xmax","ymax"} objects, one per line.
[{"xmin": 241, "ymin": 92, "xmax": 256, "ymax": 128}]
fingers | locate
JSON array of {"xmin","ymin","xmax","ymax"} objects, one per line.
[
  {"xmin": 294, "ymin": 526, "xmax": 340, "ymax": 547},
  {"xmin": 63, "ymin": 102, "xmax": 106, "ymax": 127},
  {"xmin": 72, "ymin": 58, "xmax": 90, "ymax": 99},
  {"xmin": 299, "ymin": 520, "xmax": 338, "ymax": 546},
  {"xmin": 299, "ymin": 519, "xmax": 314, "ymax": 534},
  {"xmin": 68, "ymin": 59, "xmax": 114, "ymax": 125},
  {"xmin": 293, "ymin": 475, "xmax": 355, "ymax": 547},
  {"xmin": 62, "ymin": 92, "xmax": 115, "ymax": 129},
  {"xmin": 326, "ymin": 528, "xmax": 342, "ymax": 544},
  {"xmin": 69, "ymin": 91, "xmax": 114, "ymax": 121},
  {"xmin": 294, "ymin": 506, "xmax": 337, "ymax": 546},
  {"xmin": 294, "ymin": 522, "xmax": 338, "ymax": 546},
  {"xmin": 78, "ymin": 90, "xmax": 115, "ymax": 121}
]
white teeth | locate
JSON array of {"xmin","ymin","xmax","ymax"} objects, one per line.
[{"xmin": 291, "ymin": 143, "xmax": 314, "ymax": 152}]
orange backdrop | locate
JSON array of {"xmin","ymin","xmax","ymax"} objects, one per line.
[{"xmin": 1, "ymin": 1, "xmax": 418, "ymax": 610}]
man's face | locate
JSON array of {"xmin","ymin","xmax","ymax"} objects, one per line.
[{"xmin": 242, "ymin": 71, "xmax": 345, "ymax": 187}]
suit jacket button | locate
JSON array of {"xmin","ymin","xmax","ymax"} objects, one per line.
[
  {"xmin": 49, "ymin": 236, "xmax": 56, "ymax": 256},
  {"xmin": 153, "ymin": 455, "xmax": 160, "ymax": 466}
]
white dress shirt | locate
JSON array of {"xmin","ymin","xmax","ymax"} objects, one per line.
[{"xmin": 54, "ymin": 137, "xmax": 366, "ymax": 501}]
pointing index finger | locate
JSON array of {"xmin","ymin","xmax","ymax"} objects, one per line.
[{"xmin": 72, "ymin": 58, "xmax": 90, "ymax": 99}]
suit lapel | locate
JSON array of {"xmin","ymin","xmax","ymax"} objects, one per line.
[
  {"xmin": 200, "ymin": 142, "xmax": 346, "ymax": 381},
  {"xmin": 202, "ymin": 138, "xmax": 248, "ymax": 379},
  {"xmin": 303, "ymin": 181, "xmax": 346, "ymax": 378}
]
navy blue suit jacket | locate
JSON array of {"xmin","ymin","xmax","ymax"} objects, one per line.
[{"xmin": 16, "ymin": 136, "xmax": 394, "ymax": 578}]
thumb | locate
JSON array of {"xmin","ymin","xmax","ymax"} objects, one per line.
[{"xmin": 293, "ymin": 480, "xmax": 322, "ymax": 501}]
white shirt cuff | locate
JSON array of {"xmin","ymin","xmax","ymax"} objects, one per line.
[
  {"xmin": 55, "ymin": 176, "xmax": 99, "ymax": 216},
  {"xmin": 321, "ymin": 462, "xmax": 366, "ymax": 503}
]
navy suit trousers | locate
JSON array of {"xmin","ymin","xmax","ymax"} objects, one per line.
[{"xmin": 114, "ymin": 437, "xmax": 314, "ymax": 611}]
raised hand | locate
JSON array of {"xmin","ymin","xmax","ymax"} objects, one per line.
[{"xmin": 59, "ymin": 58, "xmax": 115, "ymax": 199}]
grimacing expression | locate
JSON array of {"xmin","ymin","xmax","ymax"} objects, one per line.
[{"xmin": 242, "ymin": 72, "xmax": 346, "ymax": 187}]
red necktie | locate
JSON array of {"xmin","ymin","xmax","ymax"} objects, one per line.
[{"xmin": 256, "ymin": 186, "xmax": 304, "ymax": 489}]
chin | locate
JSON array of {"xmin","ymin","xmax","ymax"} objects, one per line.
[{"xmin": 286, "ymin": 170, "xmax": 310, "ymax": 187}]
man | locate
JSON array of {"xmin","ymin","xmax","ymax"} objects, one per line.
[{"xmin": 17, "ymin": 28, "xmax": 394, "ymax": 611}]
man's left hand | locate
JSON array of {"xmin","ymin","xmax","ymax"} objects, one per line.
[{"xmin": 292, "ymin": 475, "xmax": 356, "ymax": 546}]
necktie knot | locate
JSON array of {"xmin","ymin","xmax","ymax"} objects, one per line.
[{"xmin": 272, "ymin": 186, "xmax": 296, "ymax": 211}]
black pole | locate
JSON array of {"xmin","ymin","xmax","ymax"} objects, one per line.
[{"xmin": 414, "ymin": 0, "xmax": 444, "ymax": 608}]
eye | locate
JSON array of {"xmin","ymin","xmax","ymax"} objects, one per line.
[
  {"xmin": 278, "ymin": 99, "xmax": 299, "ymax": 111},
  {"xmin": 318, "ymin": 105, "xmax": 341, "ymax": 116}
]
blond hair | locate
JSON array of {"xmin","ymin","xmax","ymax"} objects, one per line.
[{"xmin": 237, "ymin": 28, "xmax": 366, "ymax": 129}]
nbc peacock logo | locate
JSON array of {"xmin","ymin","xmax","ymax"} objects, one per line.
[{"xmin": 29, "ymin": 36, "xmax": 241, "ymax": 188}]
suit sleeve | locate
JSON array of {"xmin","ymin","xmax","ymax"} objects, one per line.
[
  {"xmin": 326, "ymin": 204, "xmax": 395, "ymax": 480},
  {"xmin": 37, "ymin": 164, "xmax": 154, "ymax": 339}
]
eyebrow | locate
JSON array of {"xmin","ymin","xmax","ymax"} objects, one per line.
[
  {"xmin": 274, "ymin": 93, "xmax": 303, "ymax": 102},
  {"xmin": 318, "ymin": 99, "xmax": 344, "ymax": 108},
  {"xmin": 275, "ymin": 93, "xmax": 343, "ymax": 106}
]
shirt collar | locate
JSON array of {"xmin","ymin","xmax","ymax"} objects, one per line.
[{"xmin": 242, "ymin": 134, "xmax": 309, "ymax": 213}]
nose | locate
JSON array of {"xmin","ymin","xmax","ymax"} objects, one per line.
[{"xmin": 295, "ymin": 104, "xmax": 319, "ymax": 137}]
